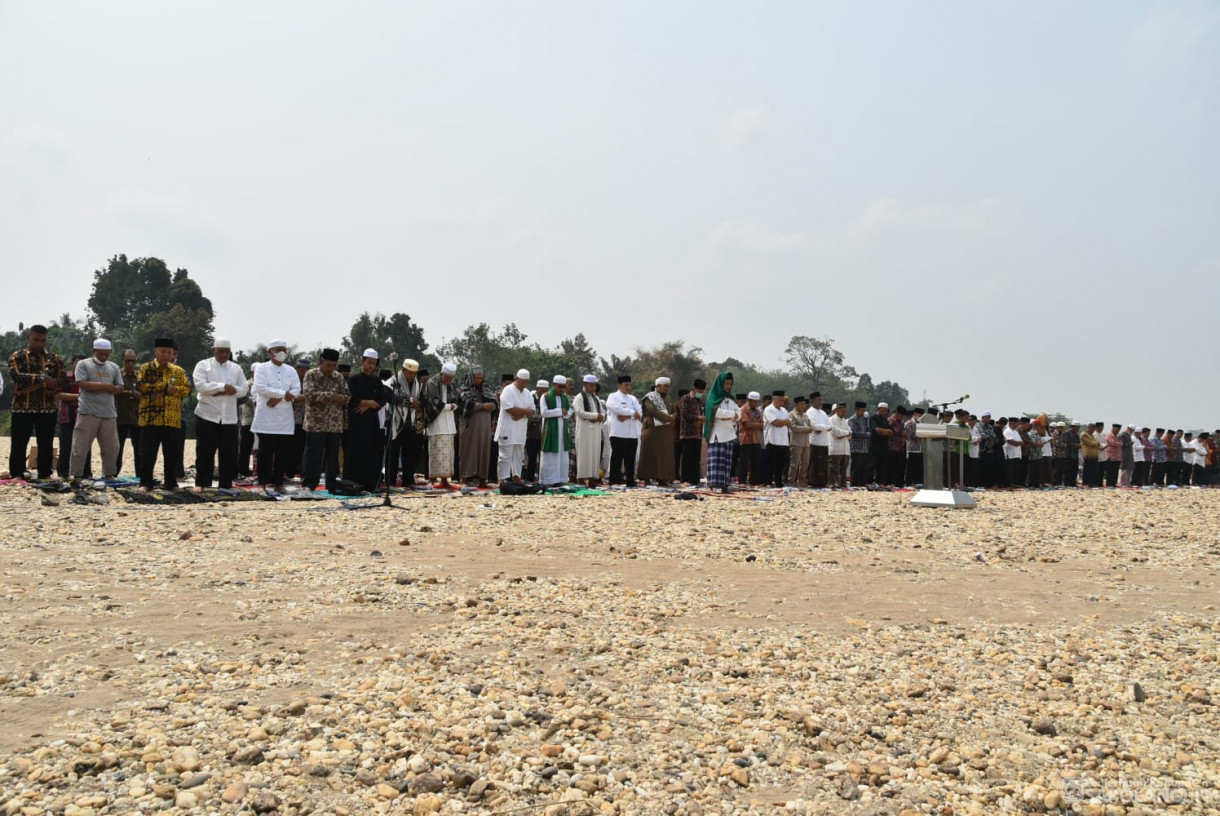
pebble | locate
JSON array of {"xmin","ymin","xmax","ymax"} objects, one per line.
[{"xmin": 1, "ymin": 483, "xmax": 1217, "ymax": 814}]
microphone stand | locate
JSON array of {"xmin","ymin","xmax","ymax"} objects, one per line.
[{"xmin": 346, "ymin": 355, "xmax": 409, "ymax": 511}]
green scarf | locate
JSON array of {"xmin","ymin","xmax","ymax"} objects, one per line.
[
  {"xmin": 541, "ymin": 388, "xmax": 572, "ymax": 453},
  {"xmin": 704, "ymin": 371, "xmax": 733, "ymax": 441}
]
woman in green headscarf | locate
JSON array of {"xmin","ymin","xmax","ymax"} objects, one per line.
[{"xmin": 704, "ymin": 372, "xmax": 740, "ymax": 493}]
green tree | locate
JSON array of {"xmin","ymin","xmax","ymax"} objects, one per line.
[
  {"xmin": 341, "ymin": 312, "xmax": 436, "ymax": 369},
  {"xmin": 87, "ymin": 255, "xmax": 214, "ymax": 355},
  {"xmin": 784, "ymin": 335, "xmax": 858, "ymax": 396},
  {"xmin": 870, "ymin": 379, "xmax": 912, "ymax": 409},
  {"xmin": 136, "ymin": 304, "xmax": 215, "ymax": 374}
]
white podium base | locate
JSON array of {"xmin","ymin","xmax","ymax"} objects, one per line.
[{"xmin": 910, "ymin": 489, "xmax": 977, "ymax": 509}]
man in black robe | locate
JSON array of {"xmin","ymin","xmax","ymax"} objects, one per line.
[{"xmin": 344, "ymin": 349, "xmax": 389, "ymax": 492}]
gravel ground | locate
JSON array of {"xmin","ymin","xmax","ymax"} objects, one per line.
[{"xmin": 1, "ymin": 442, "xmax": 1217, "ymax": 815}]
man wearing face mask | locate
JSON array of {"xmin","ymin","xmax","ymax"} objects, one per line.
[
  {"xmin": 68, "ymin": 338, "xmax": 125, "ymax": 481},
  {"xmin": 250, "ymin": 339, "xmax": 301, "ymax": 494}
]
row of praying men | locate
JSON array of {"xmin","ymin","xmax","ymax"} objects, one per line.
[{"xmin": 7, "ymin": 327, "xmax": 1218, "ymax": 493}]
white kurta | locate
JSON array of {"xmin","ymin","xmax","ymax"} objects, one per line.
[
  {"xmin": 539, "ymin": 393, "xmax": 570, "ymax": 485},
  {"xmin": 250, "ymin": 361, "xmax": 300, "ymax": 435},
  {"xmin": 572, "ymin": 390, "xmax": 605, "ymax": 479},
  {"xmin": 193, "ymin": 357, "xmax": 249, "ymax": 426},
  {"xmin": 496, "ymin": 384, "xmax": 534, "ymax": 446}
]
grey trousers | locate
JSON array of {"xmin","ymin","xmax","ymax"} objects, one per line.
[{"xmin": 70, "ymin": 414, "xmax": 120, "ymax": 478}]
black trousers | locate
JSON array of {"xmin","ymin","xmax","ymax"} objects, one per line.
[
  {"xmin": 195, "ymin": 417, "xmax": 238, "ymax": 489},
  {"xmin": 303, "ymin": 431, "xmax": 342, "ymax": 490},
  {"xmin": 868, "ymin": 450, "xmax": 889, "ymax": 485},
  {"xmin": 1150, "ymin": 461, "xmax": 1166, "ymax": 485},
  {"xmin": 291, "ymin": 424, "xmax": 307, "ymax": 478},
  {"xmin": 1132, "ymin": 460, "xmax": 1149, "ymax": 486},
  {"xmin": 173, "ymin": 424, "xmax": 186, "ymax": 479},
  {"xmin": 889, "ymin": 450, "xmax": 907, "ymax": 487},
  {"xmin": 608, "ymin": 437, "xmax": 638, "ymax": 486},
  {"xmin": 1102, "ymin": 460, "xmax": 1119, "ymax": 487},
  {"xmin": 768, "ymin": 445, "xmax": 789, "ymax": 487},
  {"xmin": 679, "ymin": 438, "xmax": 702, "ymax": 484},
  {"xmin": 850, "ymin": 451, "xmax": 870, "ymax": 485},
  {"xmin": 737, "ymin": 443, "xmax": 762, "ymax": 485},
  {"xmin": 808, "ymin": 445, "xmax": 828, "ymax": 488},
  {"xmin": 524, "ymin": 438, "xmax": 541, "ymax": 481},
  {"xmin": 1082, "ymin": 458, "xmax": 1100, "ymax": 487},
  {"xmin": 9, "ymin": 412, "xmax": 57, "ymax": 479},
  {"xmin": 256, "ymin": 433, "xmax": 295, "ymax": 488},
  {"xmin": 140, "ymin": 425, "xmax": 183, "ymax": 489},
  {"xmin": 116, "ymin": 423, "xmax": 140, "ymax": 475},
  {"xmin": 1006, "ymin": 457, "xmax": 1024, "ymax": 487},
  {"xmin": 238, "ymin": 425, "xmax": 255, "ymax": 476},
  {"xmin": 388, "ymin": 426, "xmax": 423, "ymax": 486},
  {"xmin": 1191, "ymin": 464, "xmax": 1209, "ymax": 486},
  {"xmin": 905, "ymin": 451, "xmax": 924, "ymax": 487}
]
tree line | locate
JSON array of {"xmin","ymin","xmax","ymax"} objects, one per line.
[{"xmin": 1, "ymin": 254, "xmax": 914, "ymax": 435}]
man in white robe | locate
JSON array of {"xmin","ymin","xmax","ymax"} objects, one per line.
[
  {"xmin": 572, "ymin": 374, "xmax": 605, "ymax": 485},
  {"xmin": 496, "ymin": 369, "xmax": 535, "ymax": 480},
  {"xmin": 538, "ymin": 375, "xmax": 571, "ymax": 485}
]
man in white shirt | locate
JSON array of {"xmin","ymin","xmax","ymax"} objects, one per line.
[
  {"xmin": 827, "ymin": 401, "xmax": 853, "ymax": 489},
  {"xmin": 1002, "ymin": 417, "xmax": 1025, "ymax": 488},
  {"xmin": 191, "ymin": 337, "xmax": 248, "ymax": 490},
  {"xmin": 763, "ymin": 390, "xmax": 791, "ymax": 487},
  {"xmin": 251, "ymin": 339, "xmax": 300, "ymax": 493},
  {"xmin": 605, "ymin": 375, "xmax": 642, "ymax": 487},
  {"xmin": 497, "ymin": 369, "xmax": 536, "ymax": 481},
  {"xmin": 966, "ymin": 414, "xmax": 982, "ymax": 487},
  {"xmin": 806, "ymin": 392, "xmax": 832, "ymax": 488}
]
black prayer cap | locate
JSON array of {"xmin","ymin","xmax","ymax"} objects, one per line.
[
  {"xmin": 617, "ymin": 375, "xmax": 631, "ymax": 384},
  {"xmin": 693, "ymin": 378, "xmax": 707, "ymax": 390},
  {"xmin": 894, "ymin": 405, "xmax": 907, "ymax": 414},
  {"xmin": 320, "ymin": 348, "xmax": 340, "ymax": 362},
  {"xmin": 795, "ymin": 395, "xmax": 809, "ymax": 404},
  {"xmin": 418, "ymin": 368, "xmax": 430, "ymax": 376},
  {"xmin": 337, "ymin": 363, "xmax": 352, "ymax": 373},
  {"xmin": 854, "ymin": 400, "xmax": 867, "ymax": 409},
  {"xmin": 154, "ymin": 337, "xmax": 174, "ymax": 348},
  {"xmin": 501, "ymin": 373, "xmax": 514, "ymax": 383},
  {"xmin": 380, "ymin": 369, "xmax": 392, "ymax": 380},
  {"xmin": 810, "ymin": 391, "xmax": 821, "ymax": 400},
  {"xmin": 772, "ymin": 390, "xmax": 785, "ymax": 397},
  {"xmin": 677, "ymin": 389, "xmax": 689, "ymax": 398},
  {"xmin": 735, "ymin": 393, "xmax": 747, "ymax": 400}
]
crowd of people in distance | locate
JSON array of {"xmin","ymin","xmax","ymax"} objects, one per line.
[{"xmin": 6, "ymin": 325, "xmax": 1219, "ymax": 497}]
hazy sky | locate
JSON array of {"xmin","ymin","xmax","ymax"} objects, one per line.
[{"xmin": 2, "ymin": 2, "xmax": 1217, "ymax": 425}]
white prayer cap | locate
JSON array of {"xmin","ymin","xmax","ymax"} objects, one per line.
[
  {"xmin": 747, "ymin": 391, "xmax": 761, "ymax": 401},
  {"xmin": 536, "ymin": 380, "xmax": 549, "ymax": 389},
  {"xmin": 402, "ymin": 358, "xmax": 419, "ymax": 371},
  {"xmin": 441, "ymin": 362, "xmax": 457, "ymax": 376},
  {"xmin": 553, "ymin": 375, "xmax": 567, "ymax": 385},
  {"xmin": 267, "ymin": 338, "xmax": 287, "ymax": 349},
  {"xmin": 981, "ymin": 410, "xmax": 991, "ymax": 417},
  {"xmin": 582, "ymin": 374, "xmax": 598, "ymax": 383},
  {"xmin": 877, "ymin": 401, "xmax": 889, "ymax": 409},
  {"xmin": 655, "ymin": 377, "xmax": 671, "ymax": 386},
  {"xmin": 362, "ymin": 348, "xmax": 379, "ymax": 360},
  {"xmin": 1127, "ymin": 423, "xmax": 1136, "ymax": 429},
  {"xmin": 516, "ymin": 368, "xmax": 530, "ymax": 380},
  {"xmin": 92, "ymin": 338, "xmax": 112, "ymax": 351},
  {"xmin": 213, "ymin": 337, "xmax": 232, "ymax": 350}
]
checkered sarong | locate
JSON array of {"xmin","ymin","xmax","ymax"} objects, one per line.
[
  {"xmin": 428, "ymin": 434, "xmax": 454, "ymax": 478},
  {"xmin": 707, "ymin": 441, "xmax": 734, "ymax": 488}
]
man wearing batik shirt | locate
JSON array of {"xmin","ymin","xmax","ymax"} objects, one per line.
[
  {"xmin": 1026, "ymin": 420, "xmax": 1049, "ymax": 487},
  {"xmin": 1080, "ymin": 423, "xmax": 1101, "ymax": 487},
  {"xmin": 974, "ymin": 411, "xmax": 997, "ymax": 487},
  {"xmin": 1149, "ymin": 428, "xmax": 1168, "ymax": 485},
  {"xmin": 1049, "ymin": 422, "xmax": 1068, "ymax": 486},
  {"xmin": 848, "ymin": 401, "xmax": 871, "ymax": 485},
  {"xmin": 6, "ymin": 324, "xmax": 68, "ymax": 479},
  {"xmin": 736, "ymin": 392, "xmax": 765, "ymax": 485},
  {"xmin": 887, "ymin": 405, "xmax": 908, "ymax": 486},
  {"xmin": 302, "ymin": 349, "xmax": 350, "ymax": 492},
  {"xmin": 115, "ymin": 349, "xmax": 141, "ymax": 475},
  {"xmin": 675, "ymin": 379, "xmax": 706, "ymax": 485},
  {"xmin": 136, "ymin": 338, "xmax": 191, "ymax": 491}
]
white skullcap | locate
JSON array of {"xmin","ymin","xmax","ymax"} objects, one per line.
[
  {"xmin": 267, "ymin": 339, "xmax": 287, "ymax": 349},
  {"xmin": 213, "ymin": 337, "xmax": 231, "ymax": 349},
  {"xmin": 655, "ymin": 377, "xmax": 671, "ymax": 386},
  {"xmin": 981, "ymin": 410, "xmax": 991, "ymax": 417},
  {"xmin": 747, "ymin": 391, "xmax": 761, "ymax": 401},
  {"xmin": 402, "ymin": 358, "xmax": 419, "ymax": 371},
  {"xmin": 92, "ymin": 338, "xmax": 111, "ymax": 351},
  {"xmin": 553, "ymin": 375, "xmax": 567, "ymax": 385},
  {"xmin": 877, "ymin": 402, "xmax": 889, "ymax": 409},
  {"xmin": 516, "ymin": 368, "xmax": 530, "ymax": 380},
  {"xmin": 582, "ymin": 374, "xmax": 598, "ymax": 383},
  {"xmin": 361, "ymin": 348, "xmax": 379, "ymax": 360},
  {"xmin": 536, "ymin": 380, "xmax": 549, "ymax": 389},
  {"xmin": 441, "ymin": 362, "xmax": 457, "ymax": 375},
  {"xmin": 1127, "ymin": 423, "xmax": 1136, "ymax": 429}
]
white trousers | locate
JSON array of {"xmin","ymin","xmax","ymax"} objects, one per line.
[{"xmin": 497, "ymin": 443, "xmax": 525, "ymax": 479}]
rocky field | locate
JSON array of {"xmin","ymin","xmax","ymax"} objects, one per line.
[{"xmin": 0, "ymin": 470, "xmax": 1217, "ymax": 815}]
